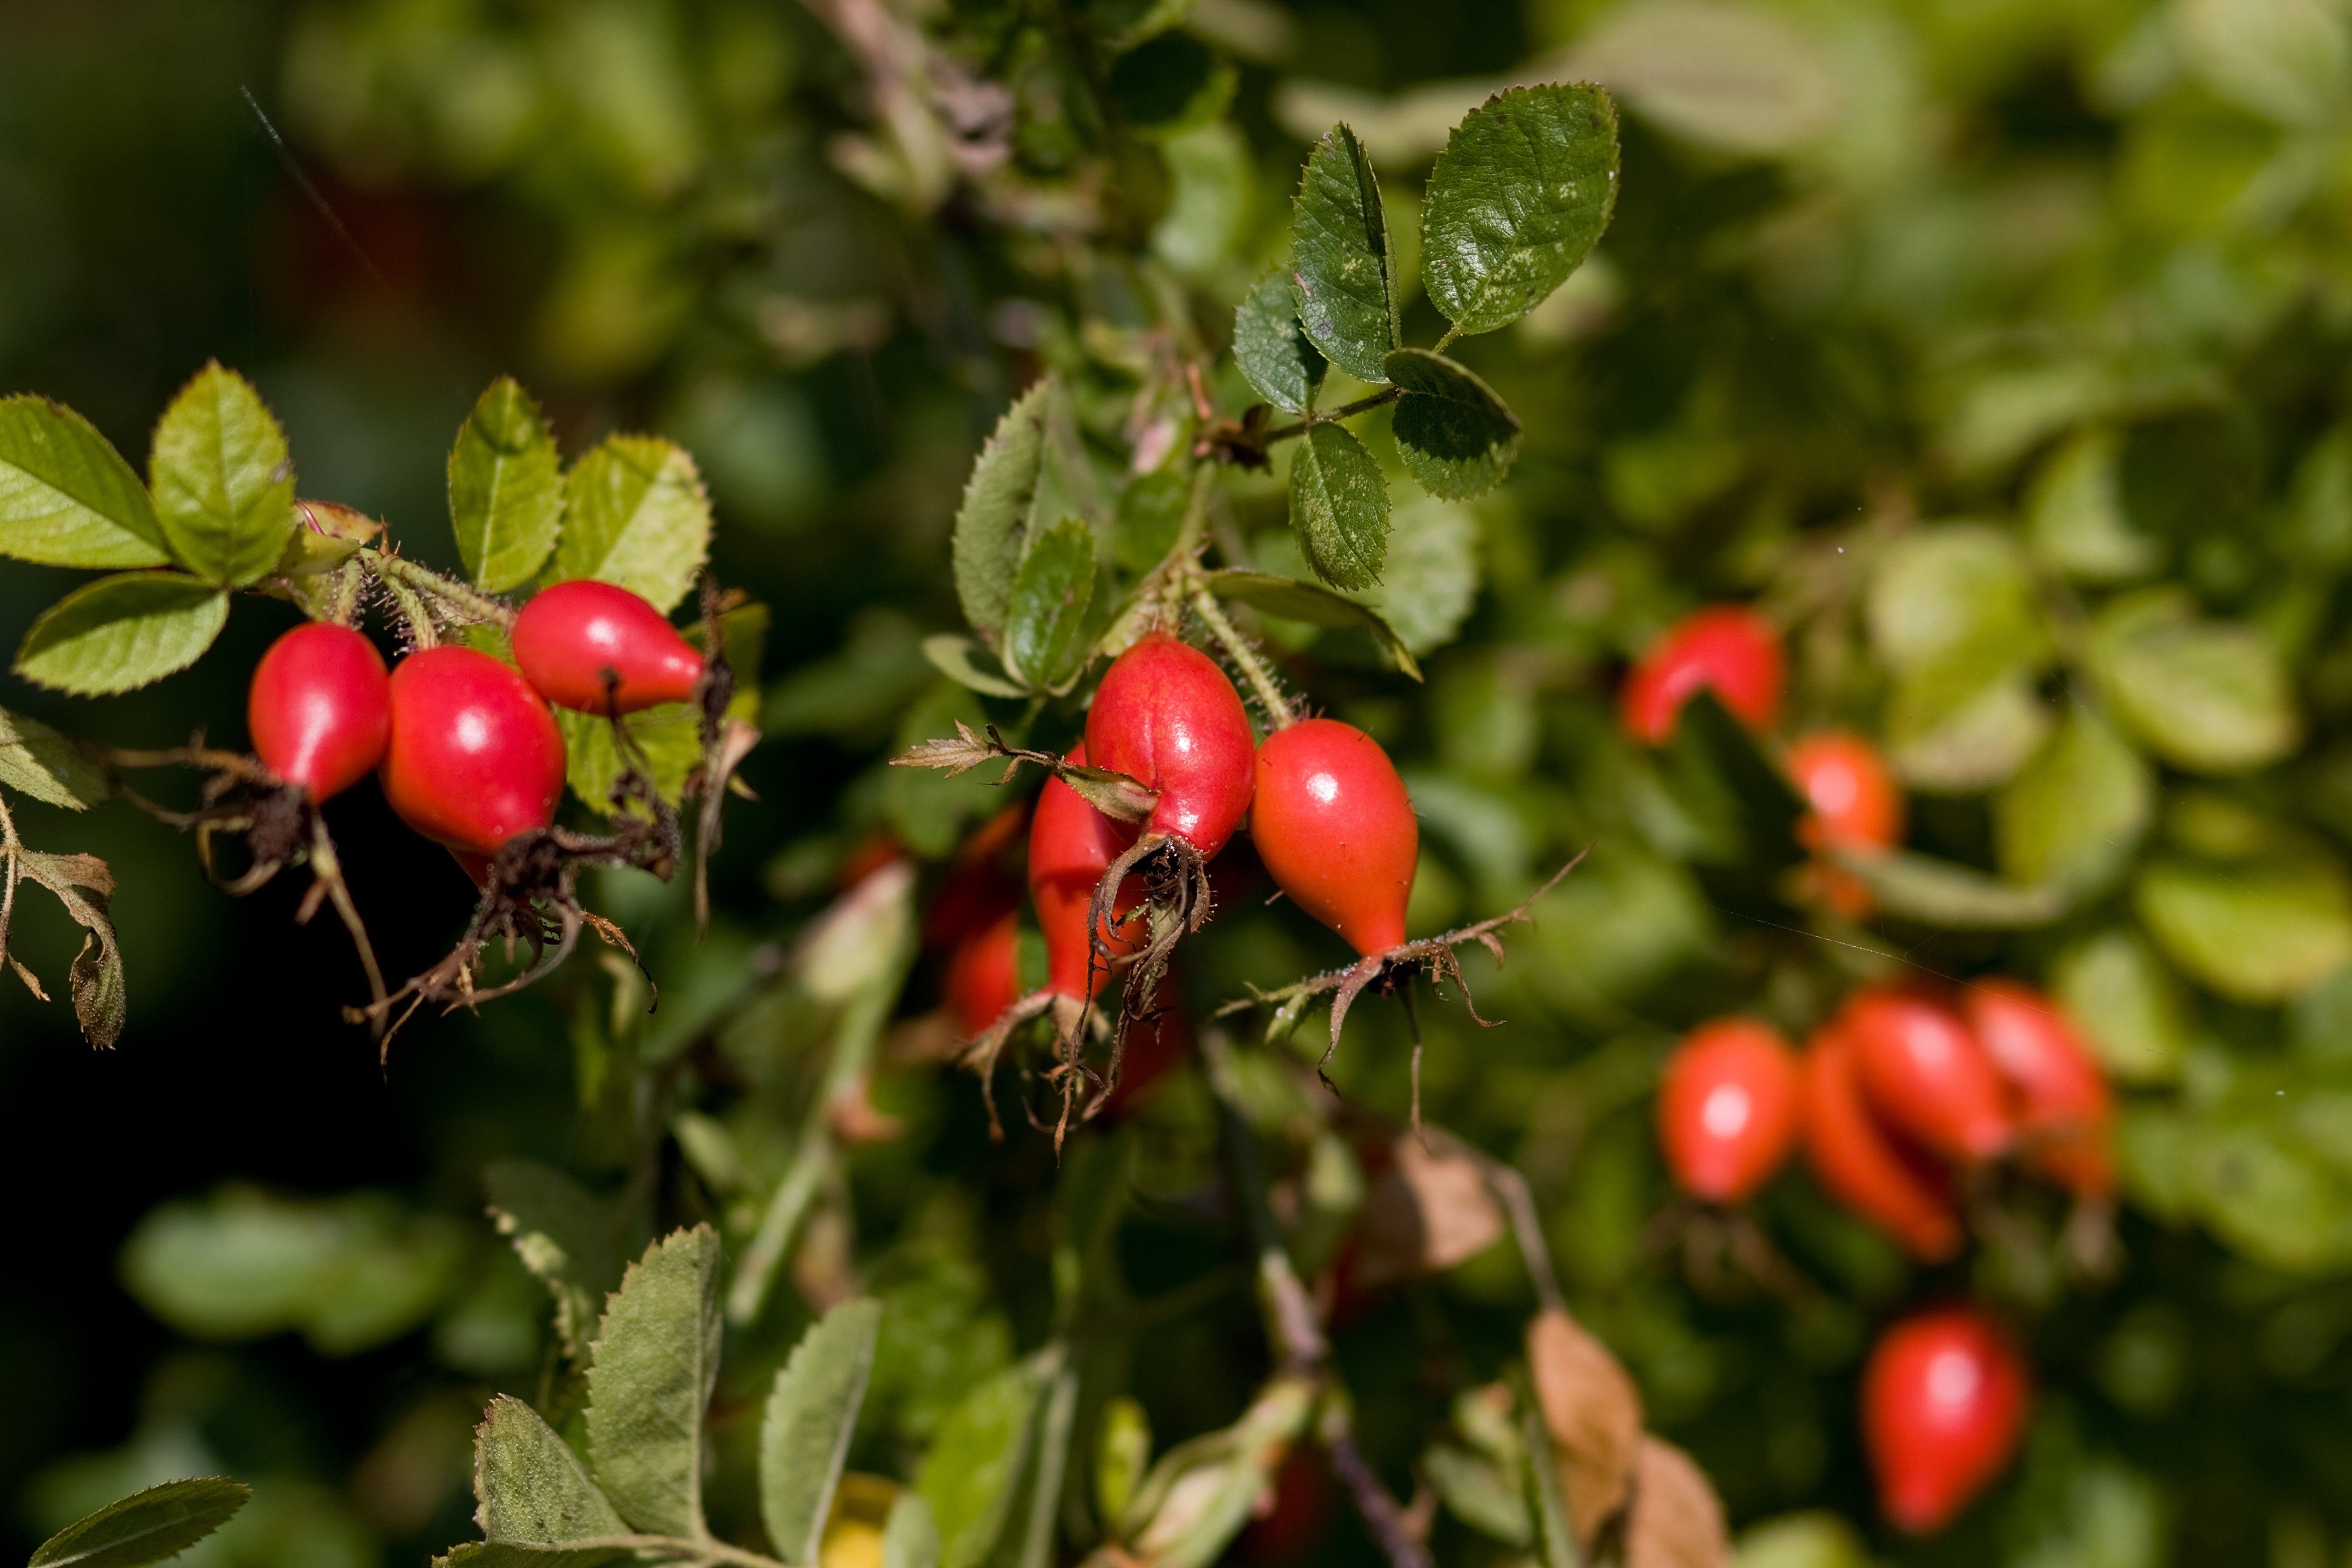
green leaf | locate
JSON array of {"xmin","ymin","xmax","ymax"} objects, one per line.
[
  {"xmin": 450, "ymin": 377, "xmax": 565, "ymax": 593},
  {"xmin": 1155, "ymin": 123, "xmax": 1253, "ymax": 278},
  {"xmin": 916, "ymin": 1354, "xmax": 1048, "ymax": 1568},
  {"xmin": 1993, "ymin": 705, "xmax": 2153, "ymax": 895},
  {"xmin": 1384, "ymin": 348, "xmax": 1523, "ymax": 500},
  {"xmin": 920, "ymin": 633, "xmax": 1029, "ymax": 699},
  {"xmin": 556, "ymin": 705, "xmax": 701, "ymax": 819},
  {"xmin": 1204, "ymin": 569, "xmax": 1419, "ymax": 677},
  {"xmin": 1000, "ymin": 518, "xmax": 1098, "ymax": 692},
  {"xmin": 0, "ymin": 705, "xmax": 108, "ymax": 809},
  {"xmin": 760, "ymin": 1298, "xmax": 883, "ymax": 1567},
  {"xmin": 2136, "ymin": 855, "xmax": 2352, "ymax": 1002},
  {"xmin": 475, "ymin": 1395, "xmax": 628, "ymax": 1543},
  {"xmin": 557, "ymin": 435, "xmax": 711, "ymax": 615},
  {"xmin": 28, "ymin": 1477, "xmax": 252, "ymax": 1568},
  {"xmin": 1356, "ymin": 494, "xmax": 1479, "ymax": 656},
  {"xmin": 0, "ymin": 396, "xmax": 170, "ymax": 568},
  {"xmin": 952, "ymin": 379, "xmax": 1055, "ymax": 640},
  {"xmin": 2053, "ymin": 930, "xmax": 2187, "ymax": 1085},
  {"xmin": 1288, "ymin": 421, "xmax": 1390, "ymax": 590},
  {"xmin": 1112, "ymin": 469, "xmax": 1191, "ymax": 572},
  {"xmin": 1120, "ymin": 1376, "xmax": 1317, "ymax": 1568},
  {"xmin": 1831, "ymin": 848, "xmax": 2068, "ymax": 929},
  {"xmin": 1094, "ymin": 1397, "xmax": 1152, "ymax": 1529},
  {"xmin": 1426, "ymin": 1443, "xmax": 1532, "ymax": 1545},
  {"xmin": 1421, "ymin": 85, "xmax": 1620, "ymax": 336},
  {"xmin": 2094, "ymin": 590, "xmax": 2298, "ymax": 774},
  {"xmin": 437, "ymin": 1545, "xmax": 636, "ymax": 1568},
  {"xmin": 1290, "ymin": 125, "xmax": 1399, "ymax": 382},
  {"xmin": 2026, "ymin": 428, "xmax": 2162, "ymax": 583},
  {"xmin": 884, "ymin": 1493, "xmax": 941, "ymax": 1568},
  {"xmin": 1885, "ymin": 670, "xmax": 2050, "ymax": 794},
  {"xmin": 2192, "ymin": 1119, "xmax": 2352, "ymax": 1272},
  {"xmin": 1517, "ymin": 1382, "xmax": 1582, "ymax": 1568},
  {"xmin": 1233, "ymin": 270, "xmax": 1327, "ymax": 416},
  {"xmin": 586, "ymin": 1226, "xmax": 723, "ymax": 1538},
  {"xmin": 147, "ymin": 362, "xmax": 296, "ymax": 587},
  {"xmin": 486, "ymin": 1158, "xmax": 642, "ymax": 1364},
  {"xmin": 14, "ymin": 572, "xmax": 228, "ymax": 696}
]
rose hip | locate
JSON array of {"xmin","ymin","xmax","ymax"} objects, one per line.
[
  {"xmin": 1843, "ymin": 990, "xmax": 2013, "ymax": 1165},
  {"xmin": 247, "ymin": 622, "xmax": 391, "ymax": 803},
  {"xmin": 1964, "ymin": 981, "xmax": 2114, "ymax": 1197},
  {"xmin": 1863, "ymin": 1306, "xmax": 2030, "ymax": 1532},
  {"xmin": 1085, "ymin": 632, "xmax": 1255, "ymax": 858},
  {"xmin": 512, "ymin": 578, "xmax": 705, "ymax": 716},
  {"xmin": 1619, "ymin": 605, "xmax": 1783, "ymax": 745},
  {"xmin": 1250, "ymin": 718, "xmax": 1418, "ymax": 956},
  {"xmin": 1799, "ymin": 1023, "xmax": 1962, "ymax": 1262},
  {"xmin": 380, "ymin": 646, "xmax": 567, "ymax": 858},
  {"xmin": 1657, "ymin": 1019, "xmax": 1802, "ymax": 1203}
]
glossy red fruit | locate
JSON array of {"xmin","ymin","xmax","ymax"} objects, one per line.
[
  {"xmin": 1844, "ymin": 990, "xmax": 2013, "ymax": 1164},
  {"xmin": 512, "ymin": 578, "xmax": 704, "ymax": 715},
  {"xmin": 1028, "ymin": 745, "xmax": 1143, "ymax": 1001},
  {"xmin": 1619, "ymin": 605, "xmax": 1785, "ymax": 745},
  {"xmin": 1964, "ymin": 981, "xmax": 2115, "ymax": 1197},
  {"xmin": 1657, "ymin": 1019, "xmax": 1803, "ymax": 1203},
  {"xmin": 247, "ymin": 622, "xmax": 391, "ymax": 802},
  {"xmin": 1863, "ymin": 1307, "xmax": 2030, "ymax": 1533},
  {"xmin": 944, "ymin": 909, "xmax": 1021, "ymax": 1037},
  {"xmin": 1250, "ymin": 719, "xmax": 1418, "ymax": 956},
  {"xmin": 1086, "ymin": 633, "xmax": 1255, "ymax": 857},
  {"xmin": 1799, "ymin": 1025, "xmax": 1962, "ymax": 1261},
  {"xmin": 380, "ymin": 647, "xmax": 567, "ymax": 858},
  {"xmin": 1789, "ymin": 731, "xmax": 1902, "ymax": 849}
]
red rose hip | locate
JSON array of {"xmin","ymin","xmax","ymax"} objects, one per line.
[
  {"xmin": 381, "ymin": 646, "xmax": 567, "ymax": 857},
  {"xmin": 248, "ymin": 622, "xmax": 391, "ymax": 802},
  {"xmin": 1028, "ymin": 744, "xmax": 1142, "ymax": 1002},
  {"xmin": 1964, "ymin": 981, "xmax": 2114, "ymax": 1196},
  {"xmin": 944, "ymin": 909, "xmax": 1021, "ymax": 1037},
  {"xmin": 1085, "ymin": 633, "xmax": 1255, "ymax": 858},
  {"xmin": 1251, "ymin": 719, "xmax": 1417, "ymax": 956},
  {"xmin": 1619, "ymin": 605, "xmax": 1784, "ymax": 745},
  {"xmin": 1799, "ymin": 1024, "xmax": 1962, "ymax": 1261},
  {"xmin": 1863, "ymin": 1306, "xmax": 2030, "ymax": 1532},
  {"xmin": 1657, "ymin": 1019, "xmax": 1802, "ymax": 1203},
  {"xmin": 513, "ymin": 578, "xmax": 705, "ymax": 715},
  {"xmin": 1843, "ymin": 990, "xmax": 2013, "ymax": 1165},
  {"xmin": 1788, "ymin": 731, "xmax": 1902, "ymax": 851}
]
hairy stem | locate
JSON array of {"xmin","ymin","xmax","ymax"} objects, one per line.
[
  {"xmin": 373, "ymin": 554, "xmax": 517, "ymax": 628},
  {"xmin": 379, "ymin": 573, "xmax": 439, "ymax": 650},
  {"xmin": 1190, "ymin": 587, "xmax": 1295, "ymax": 729}
]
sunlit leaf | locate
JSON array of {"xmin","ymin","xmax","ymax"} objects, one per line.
[
  {"xmin": 952, "ymin": 379, "xmax": 1054, "ymax": 640},
  {"xmin": 474, "ymin": 1396, "xmax": 627, "ymax": 1544},
  {"xmin": 557, "ymin": 434, "xmax": 711, "ymax": 615},
  {"xmin": 1422, "ymin": 85, "xmax": 1619, "ymax": 336},
  {"xmin": 1290, "ymin": 125, "xmax": 1398, "ymax": 382},
  {"xmin": 147, "ymin": 362, "xmax": 296, "ymax": 587},
  {"xmin": 0, "ymin": 396, "xmax": 170, "ymax": 569},
  {"xmin": 450, "ymin": 377, "xmax": 564, "ymax": 592},
  {"xmin": 29, "ymin": 1478, "xmax": 250, "ymax": 1568},
  {"xmin": 1993, "ymin": 705, "xmax": 2152, "ymax": 895},
  {"xmin": 1287, "ymin": 421, "xmax": 1389, "ymax": 589},
  {"xmin": 0, "ymin": 705, "xmax": 108, "ymax": 809},
  {"xmin": 586, "ymin": 1226, "xmax": 723, "ymax": 1537},
  {"xmin": 2136, "ymin": 854, "xmax": 2352, "ymax": 1002},
  {"xmin": 14, "ymin": 572, "xmax": 227, "ymax": 696},
  {"xmin": 761, "ymin": 1299, "xmax": 883, "ymax": 1567},
  {"xmin": 2094, "ymin": 590, "xmax": 2298, "ymax": 774}
]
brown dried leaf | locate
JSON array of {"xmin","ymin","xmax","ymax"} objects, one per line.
[
  {"xmin": 1624, "ymin": 1438, "xmax": 1730, "ymax": 1568},
  {"xmin": 1353, "ymin": 1133, "xmax": 1506, "ymax": 1289},
  {"xmin": 889, "ymin": 719, "xmax": 997, "ymax": 776},
  {"xmin": 1526, "ymin": 1307, "xmax": 1643, "ymax": 1542}
]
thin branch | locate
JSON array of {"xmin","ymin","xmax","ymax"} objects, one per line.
[
  {"xmin": 1263, "ymin": 387, "xmax": 1400, "ymax": 445},
  {"xmin": 373, "ymin": 553, "xmax": 517, "ymax": 628},
  {"xmin": 1327, "ymin": 1429, "xmax": 1434, "ymax": 1568}
]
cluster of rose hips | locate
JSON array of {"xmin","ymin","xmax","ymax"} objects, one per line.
[
  {"xmin": 916, "ymin": 629, "xmax": 1422, "ymax": 1134},
  {"xmin": 237, "ymin": 578, "xmax": 712, "ymax": 1028},
  {"xmin": 1627, "ymin": 602, "xmax": 2115, "ymax": 1534}
]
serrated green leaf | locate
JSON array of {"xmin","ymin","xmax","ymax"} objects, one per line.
[
  {"xmin": 1205, "ymin": 569, "xmax": 1419, "ymax": 677},
  {"xmin": 557, "ymin": 705, "xmax": 701, "ymax": 819},
  {"xmin": 2136, "ymin": 855, "xmax": 2352, "ymax": 1002},
  {"xmin": 586, "ymin": 1226, "xmax": 723, "ymax": 1538},
  {"xmin": 1993, "ymin": 705, "xmax": 2152, "ymax": 895},
  {"xmin": 436, "ymin": 1544, "xmax": 636, "ymax": 1568},
  {"xmin": 14, "ymin": 572, "xmax": 227, "ymax": 696},
  {"xmin": 486, "ymin": 1159, "xmax": 642, "ymax": 1364},
  {"xmin": 0, "ymin": 396, "xmax": 170, "ymax": 568},
  {"xmin": 920, "ymin": 633, "xmax": 1030, "ymax": 699},
  {"xmin": 2094, "ymin": 590, "xmax": 2298, "ymax": 774},
  {"xmin": 1001, "ymin": 518, "xmax": 1097, "ymax": 692},
  {"xmin": 953, "ymin": 380, "xmax": 1055, "ymax": 639},
  {"xmin": 1290, "ymin": 125, "xmax": 1398, "ymax": 382},
  {"xmin": 557, "ymin": 436, "xmax": 711, "ymax": 614},
  {"xmin": 1233, "ymin": 270, "xmax": 1327, "ymax": 416},
  {"xmin": 0, "ymin": 705, "xmax": 107, "ymax": 809},
  {"xmin": 916, "ymin": 1354, "xmax": 1048, "ymax": 1568},
  {"xmin": 1383, "ymin": 347, "xmax": 1522, "ymax": 499},
  {"xmin": 760, "ymin": 1298, "xmax": 883, "ymax": 1567},
  {"xmin": 1422, "ymin": 85, "xmax": 1619, "ymax": 336},
  {"xmin": 1288, "ymin": 421, "xmax": 1390, "ymax": 590},
  {"xmin": 884, "ymin": 1493, "xmax": 942, "ymax": 1568},
  {"xmin": 476, "ymin": 1395, "xmax": 629, "ymax": 1544},
  {"xmin": 1831, "ymin": 847, "xmax": 2068, "ymax": 929},
  {"xmin": 28, "ymin": 1477, "xmax": 251, "ymax": 1568},
  {"xmin": 451, "ymin": 377, "xmax": 564, "ymax": 593},
  {"xmin": 147, "ymin": 362, "xmax": 296, "ymax": 586}
]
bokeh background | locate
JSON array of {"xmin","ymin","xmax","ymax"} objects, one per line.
[{"xmin": 7, "ymin": 0, "xmax": 2352, "ymax": 1564}]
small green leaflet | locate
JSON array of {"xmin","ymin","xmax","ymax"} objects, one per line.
[
  {"xmin": 557, "ymin": 435, "xmax": 711, "ymax": 615},
  {"xmin": 952, "ymin": 378, "xmax": 1055, "ymax": 639},
  {"xmin": 884, "ymin": 1493, "xmax": 942, "ymax": 1568},
  {"xmin": 1233, "ymin": 270, "xmax": 1327, "ymax": 415},
  {"xmin": 2094, "ymin": 592, "xmax": 2299, "ymax": 774},
  {"xmin": 1287, "ymin": 421, "xmax": 1390, "ymax": 590},
  {"xmin": 451, "ymin": 377, "xmax": 565, "ymax": 593},
  {"xmin": 1422, "ymin": 85, "xmax": 1620, "ymax": 336},
  {"xmin": 0, "ymin": 705, "xmax": 108, "ymax": 809},
  {"xmin": 1385, "ymin": 348, "xmax": 1523, "ymax": 499},
  {"xmin": 147, "ymin": 362, "xmax": 297, "ymax": 587},
  {"xmin": 921, "ymin": 633, "xmax": 1029, "ymax": 698},
  {"xmin": 585, "ymin": 1226, "xmax": 723, "ymax": 1538},
  {"xmin": 1290, "ymin": 125, "xmax": 1399, "ymax": 383},
  {"xmin": 760, "ymin": 1299, "xmax": 884, "ymax": 1567},
  {"xmin": 15, "ymin": 572, "xmax": 229, "ymax": 696},
  {"xmin": 28, "ymin": 1477, "xmax": 250, "ymax": 1568},
  {"xmin": 486, "ymin": 1157, "xmax": 642, "ymax": 1363},
  {"xmin": 557, "ymin": 705, "xmax": 701, "ymax": 818},
  {"xmin": 1001, "ymin": 518, "xmax": 1098, "ymax": 692},
  {"xmin": 1830, "ymin": 846, "xmax": 2069, "ymax": 930},
  {"xmin": 0, "ymin": 396, "xmax": 171, "ymax": 569},
  {"xmin": 2137, "ymin": 855, "xmax": 2352, "ymax": 1003},
  {"xmin": 1203, "ymin": 570, "xmax": 1420, "ymax": 678},
  {"xmin": 918, "ymin": 1354, "xmax": 1050, "ymax": 1568},
  {"xmin": 475, "ymin": 1395, "xmax": 629, "ymax": 1544}
]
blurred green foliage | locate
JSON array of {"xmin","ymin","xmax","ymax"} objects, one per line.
[{"xmin": 13, "ymin": 0, "xmax": 2352, "ymax": 1564}]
